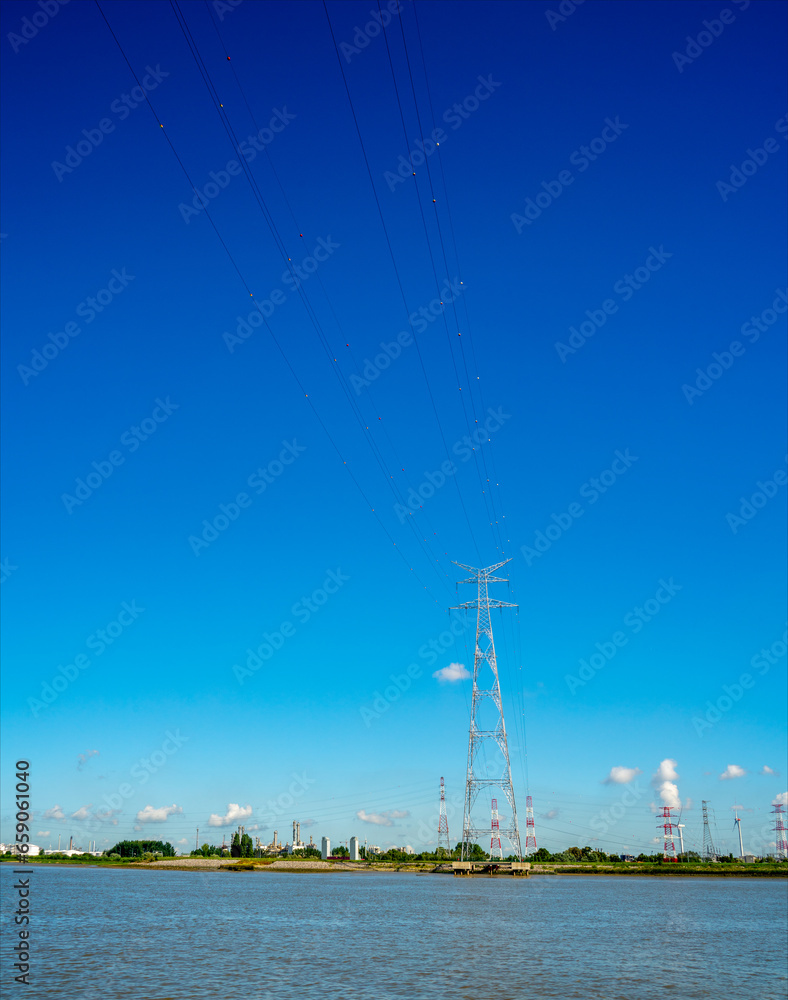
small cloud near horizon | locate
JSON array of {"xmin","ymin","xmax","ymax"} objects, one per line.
[
  {"xmin": 77, "ymin": 750, "xmax": 99, "ymax": 770},
  {"xmin": 136, "ymin": 804, "xmax": 183, "ymax": 825},
  {"xmin": 719, "ymin": 765, "xmax": 746, "ymax": 781},
  {"xmin": 761, "ymin": 765, "xmax": 779, "ymax": 776},
  {"xmin": 432, "ymin": 662, "xmax": 470, "ymax": 683},
  {"xmin": 356, "ymin": 808, "xmax": 410, "ymax": 827},
  {"xmin": 603, "ymin": 766, "xmax": 642, "ymax": 785},
  {"xmin": 208, "ymin": 803, "xmax": 253, "ymax": 827}
]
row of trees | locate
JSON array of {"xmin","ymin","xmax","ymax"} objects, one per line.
[{"xmin": 105, "ymin": 840, "xmax": 175, "ymax": 858}]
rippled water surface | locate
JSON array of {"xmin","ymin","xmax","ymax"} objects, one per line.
[{"xmin": 1, "ymin": 865, "xmax": 786, "ymax": 999}]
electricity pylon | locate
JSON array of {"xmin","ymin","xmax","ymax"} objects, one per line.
[
  {"xmin": 437, "ymin": 777, "xmax": 451, "ymax": 856},
  {"xmin": 702, "ymin": 800, "xmax": 717, "ymax": 860},
  {"xmin": 452, "ymin": 559, "xmax": 522, "ymax": 861}
]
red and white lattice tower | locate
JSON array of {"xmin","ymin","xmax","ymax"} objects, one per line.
[
  {"xmin": 658, "ymin": 806, "xmax": 678, "ymax": 862},
  {"xmin": 437, "ymin": 777, "xmax": 451, "ymax": 856},
  {"xmin": 490, "ymin": 798, "xmax": 502, "ymax": 859},
  {"xmin": 773, "ymin": 803, "xmax": 788, "ymax": 861},
  {"xmin": 524, "ymin": 795, "xmax": 537, "ymax": 856}
]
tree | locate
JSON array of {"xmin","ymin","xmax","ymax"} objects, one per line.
[
  {"xmin": 230, "ymin": 832, "xmax": 241, "ymax": 858},
  {"xmin": 333, "ymin": 845, "xmax": 349, "ymax": 857},
  {"xmin": 533, "ymin": 848, "xmax": 552, "ymax": 862},
  {"xmin": 240, "ymin": 834, "xmax": 254, "ymax": 858},
  {"xmin": 106, "ymin": 840, "xmax": 174, "ymax": 858}
]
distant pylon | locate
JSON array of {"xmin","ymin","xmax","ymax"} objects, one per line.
[
  {"xmin": 773, "ymin": 803, "xmax": 787, "ymax": 860},
  {"xmin": 524, "ymin": 795, "xmax": 537, "ymax": 856},
  {"xmin": 452, "ymin": 559, "xmax": 522, "ymax": 861},
  {"xmin": 490, "ymin": 798, "xmax": 502, "ymax": 859},
  {"xmin": 437, "ymin": 777, "xmax": 451, "ymax": 855},
  {"xmin": 658, "ymin": 806, "xmax": 678, "ymax": 862},
  {"xmin": 702, "ymin": 800, "xmax": 717, "ymax": 860}
]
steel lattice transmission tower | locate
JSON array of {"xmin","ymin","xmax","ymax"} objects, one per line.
[
  {"xmin": 702, "ymin": 800, "xmax": 717, "ymax": 860},
  {"xmin": 658, "ymin": 806, "xmax": 678, "ymax": 862},
  {"xmin": 490, "ymin": 799, "xmax": 502, "ymax": 859},
  {"xmin": 772, "ymin": 803, "xmax": 787, "ymax": 860},
  {"xmin": 524, "ymin": 795, "xmax": 538, "ymax": 856},
  {"xmin": 452, "ymin": 559, "xmax": 522, "ymax": 861},
  {"xmin": 437, "ymin": 777, "xmax": 451, "ymax": 856}
]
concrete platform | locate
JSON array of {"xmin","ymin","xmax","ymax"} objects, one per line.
[{"xmin": 452, "ymin": 861, "xmax": 530, "ymax": 877}]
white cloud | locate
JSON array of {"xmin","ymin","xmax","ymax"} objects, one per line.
[
  {"xmin": 77, "ymin": 750, "xmax": 99, "ymax": 770},
  {"xmin": 136, "ymin": 804, "xmax": 182, "ymax": 824},
  {"xmin": 719, "ymin": 765, "xmax": 746, "ymax": 781},
  {"xmin": 603, "ymin": 766, "xmax": 642, "ymax": 785},
  {"xmin": 42, "ymin": 805, "xmax": 65, "ymax": 822},
  {"xmin": 71, "ymin": 805, "xmax": 94, "ymax": 822},
  {"xmin": 772, "ymin": 792, "xmax": 788, "ymax": 807},
  {"xmin": 356, "ymin": 808, "xmax": 410, "ymax": 827},
  {"xmin": 177, "ymin": 838, "xmax": 189, "ymax": 845},
  {"xmin": 540, "ymin": 808, "xmax": 559, "ymax": 820},
  {"xmin": 207, "ymin": 803, "xmax": 252, "ymax": 827},
  {"xmin": 36, "ymin": 830, "xmax": 51, "ymax": 837},
  {"xmin": 653, "ymin": 759, "xmax": 679, "ymax": 783},
  {"xmin": 761, "ymin": 765, "xmax": 778, "ymax": 776},
  {"xmin": 684, "ymin": 797, "xmax": 694, "ymax": 810},
  {"xmin": 432, "ymin": 662, "xmax": 471, "ymax": 683},
  {"xmin": 651, "ymin": 759, "xmax": 680, "ymax": 809}
]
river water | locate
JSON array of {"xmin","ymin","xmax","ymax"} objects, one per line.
[{"xmin": 1, "ymin": 865, "xmax": 786, "ymax": 999}]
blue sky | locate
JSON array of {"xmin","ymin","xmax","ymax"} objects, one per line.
[{"xmin": 1, "ymin": 0, "xmax": 785, "ymax": 857}]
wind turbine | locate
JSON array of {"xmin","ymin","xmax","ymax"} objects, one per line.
[{"xmin": 732, "ymin": 805, "xmax": 745, "ymax": 858}]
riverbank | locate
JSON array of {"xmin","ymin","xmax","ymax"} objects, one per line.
[{"xmin": 8, "ymin": 857, "xmax": 786, "ymax": 876}]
